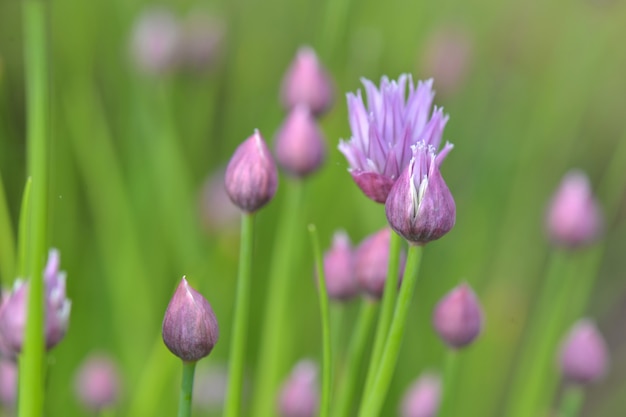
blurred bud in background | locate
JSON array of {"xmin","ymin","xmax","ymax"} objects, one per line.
[
  {"xmin": 559, "ymin": 319, "xmax": 608, "ymax": 385},
  {"xmin": 74, "ymin": 353, "xmax": 121, "ymax": 412},
  {"xmin": 278, "ymin": 359, "xmax": 319, "ymax": 417},
  {"xmin": 433, "ymin": 283, "xmax": 483, "ymax": 349},
  {"xmin": 179, "ymin": 10, "xmax": 225, "ymax": 72},
  {"xmin": 319, "ymin": 230, "xmax": 359, "ymax": 302},
  {"xmin": 129, "ymin": 7, "xmax": 181, "ymax": 76},
  {"xmin": 0, "ymin": 359, "xmax": 17, "ymax": 410},
  {"xmin": 400, "ymin": 372, "xmax": 441, "ymax": 417}
]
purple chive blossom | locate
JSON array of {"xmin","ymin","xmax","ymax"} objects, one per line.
[
  {"xmin": 559, "ymin": 319, "xmax": 608, "ymax": 384},
  {"xmin": 74, "ymin": 354, "xmax": 122, "ymax": 411},
  {"xmin": 320, "ymin": 230, "xmax": 358, "ymax": 301},
  {"xmin": 278, "ymin": 360, "xmax": 319, "ymax": 417},
  {"xmin": 339, "ymin": 75, "xmax": 447, "ymax": 203},
  {"xmin": 400, "ymin": 372, "xmax": 442, "ymax": 417},
  {"xmin": 385, "ymin": 141, "xmax": 455, "ymax": 245},
  {"xmin": 433, "ymin": 283, "xmax": 483, "ymax": 349}
]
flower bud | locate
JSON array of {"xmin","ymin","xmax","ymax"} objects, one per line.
[
  {"xmin": 546, "ymin": 170, "xmax": 603, "ymax": 249},
  {"xmin": 0, "ymin": 359, "xmax": 17, "ymax": 408},
  {"xmin": 280, "ymin": 47, "xmax": 334, "ymax": 117},
  {"xmin": 74, "ymin": 354, "xmax": 121, "ymax": 411},
  {"xmin": 433, "ymin": 283, "xmax": 483, "ymax": 349},
  {"xmin": 278, "ymin": 360, "xmax": 319, "ymax": 417},
  {"xmin": 274, "ymin": 105, "xmax": 326, "ymax": 177},
  {"xmin": 354, "ymin": 228, "xmax": 406, "ymax": 299},
  {"xmin": 321, "ymin": 230, "xmax": 358, "ymax": 301},
  {"xmin": 225, "ymin": 130, "xmax": 278, "ymax": 213},
  {"xmin": 162, "ymin": 277, "xmax": 219, "ymax": 362},
  {"xmin": 400, "ymin": 372, "xmax": 441, "ymax": 417},
  {"xmin": 559, "ymin": 319, "xmax": 608, "ymax": 384},
  {"xmin": 129, "ymin": 7, "xmax": 181, "ymax": 76}
]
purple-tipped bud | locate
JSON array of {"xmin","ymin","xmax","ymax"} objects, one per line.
[
  {"xmin": 225, "ymin": 130, "xmax": 278, "ymax": 213},
  {"xmin": 0, "ymin": 359, "xmax": 17, "ymax": 408},
  {"xmin": 274, "ymin": 105, "xmax": 327, "ymax": 177},
  {"xmin": 559, "ymin": 319, "xmax": 608, "ymax": 384},
  {"xmin": 546, "ymin": 171, "xmax": 603, "ymax": 249},
  {"xmin": 278, "ymin": 360, "xmax": 319, "ymax": 417},
  {"xmin": 433, "ymin": 283, "xmax": 483, "ymax": 349},
  {"xmin": 74, "ymin": 354, "xmax": 121, "ymax": 411},
  {"xmin": 280, "ymin": 47, "xmax": 334, "ymax": 116},
  {"xmin": 354, "ymin": 228, "xmax": 406, "ymax": 299},
  {"xmin": 162, "ymin": 277, "xmax": 219, "ymax": 362},
  {"xmin": 400, "ymin": 373, "xmax": 441, "ymax": 417},
  {"xmin": 385, "ymin": 140, "xmax": 455, "ymax": 245},
  {"xmin": 321, "ymin": 231, "xmax": 358, "ymax": 301},
  {"xmin": 129, "ymin": 7, "xmax": 181, "ymax": 76}
]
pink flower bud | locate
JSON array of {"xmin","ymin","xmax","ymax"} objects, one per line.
[
  {"xmin": 559, "ymin": 319, "xmax": 608, "ymax": 384},
  {"xmin": 400, "ymin": 372, "xmax": 441, "ymax": 417},
  {"xmin": 433, "ymin": 283, "xmax": 483, "ymax": 349},
  {"xmin": 179, "ymin": 12, "xmax": 225, "ymax": 72},
  {"xmin": 280, "ymin": 47, "xmax": 334, "ymax": 116},
  {"xmin": 321, "ymin": 231, "xmax": 358, "ymax": 301},
  {"xmin": 162, "ymin": 277, "xmax": 219, "ymax": 362},
  {"xmin": 74, "ymin": 354, "xmax": 121, "ymax": 411},
  {"xmin": 129, "ymin": 7, "xmax": 181, "ymax": 75},
  {"xmin": 0, "ymin": 359, "xmax": 17, "ymax": 408},
  {"xmin": 278, "ymin": 360, "xmax": 319, "ymax": 417},
  {"xmin": 546, "ymin": 170, "xmax": 603, "ymax": 248},
  {"xmin": 225, "ymin": 130, "xmax": 278, "ymax": 213},
  {"xmin": 274, "ymin": 105, "xmax": 326, "ymax": 177}
]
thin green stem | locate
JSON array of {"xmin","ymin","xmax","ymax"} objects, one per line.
[
  {"xmin": 333, "ymin": 300, "xmax": 378, "ymax": 417},
  {"xmin": 250, "ymin": 180, "xmax": 305, "ymax": 417},
  {"xmin": 439, "ymin": 350, "xmax": 460, "ymax": 417},
  {"xmin": 308, "ymin": 224, "xmax": 332, "ymax": 417},
  {"xmin": 559, "ymin": 386, "xmax": 584, "ymax": 417},
  {"xmin": 224, "ymin": 213, "xmax": 255, "ymax": 417},
  {"xmin": 0, "ymin": 173, "xmax": 16, "ymax": 285},
  {"xmin": 361, "ymin": 231, "xmax": 402, "ymax": 399},
  {"xmin": 359, "ymin": 245, "xmax": 423, "ymax": 417},
  {"xmin": 19, "ymin": 0, "xmax": 49, "ymax": 416},
  {"xmin": 178, "ymin": 361, "xmax": 197, "ymax": 417},
  {"xmin": 17, "ymin": 178, "xmax": 33, "ymax": 278}
]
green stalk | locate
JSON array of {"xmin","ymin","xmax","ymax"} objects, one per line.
[
  {"xmin": 17, "ymin": 178, "xmax": 33, "ymax": 278},
  {"xmin": 250, "ymin": 180, "xmax": 305, "ymax": 417},
  {"xmin": 559, "ymin": 386, "xmax": 584, "ymax": 417},
  {"xmin": 308, "ymin": 224, "xmax": 332, "ymax": 417},
  {"xmin": 438, "ymin": 350, "xmax": 460, "ymax": 417},
  {"xmin": 19, "ymin": 0, "xmax": 49, "ymax": 416},
  {"xmin": 178, "ymin": 361, "xmax": 198, "ymax": 417},
  {"xmin": 361, "ymin": 231, "xmax": 402, "ymax": 399},
  {"xmin": 0, "ymin": 173, "xmax": 16, "ymax": 285},
  {"xmin": 224, "ymin": 213, "xmax": 256, "ymax": 417},
  {"xmin": 359, "ymin": 245, "xmax": 423, "ymax": 417},
  {"xmin": 333, "ymin": 300, "xmax": 378, "ymax": 417}
]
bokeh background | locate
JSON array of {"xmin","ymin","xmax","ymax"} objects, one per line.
[{"xmin": 1, "ymin": 0, "xmax": 626, "ymax": 415}]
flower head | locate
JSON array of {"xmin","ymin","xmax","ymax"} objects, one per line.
[
  {"xmin": 433, "ymin": 283, "xmax": 483, "ymax": 349},
  {"xmin": 74, "ymin": 354, "xmax": 121, "ymax": 411},
  {"xmin": 162, "ymin": 277, "xmax": 219, "ymax": 362},
  {"xmin": 400, "ymin": 372, "xmax": 441, "ymax": 417},
  {"xmin": 385, "ymin": 141, "xmax": 455, "ymax": 245},
  {"xmin": 559, "ymin": 319, "xmax": 608, "ymax": 384},
  {"xmin": 339, "ymin": 75, "xmax": 447, "ymax": 203},
  {"xmin": 278, "ymin": 359, "xmax": 319, "ymax": 417}
]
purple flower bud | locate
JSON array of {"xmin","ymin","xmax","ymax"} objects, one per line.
[
  {"xmin": 385, "ymin": 140, "xmax": 456, "ymax": 245},
  {"xmin": 280, "ymin": 47, "xmax": 334, "ymax": 117},
  {"xmin": 545, "ymin": 171, "xmax": 603, "ymax": 249},
  {"xmin": 225, "ymin": 130, "xmax": 278, "ymax": 213},
  {"xmin": 433, "ymin": 283, "xmax": 483, "ymax": 349},
  {"xmin": 278, "ymin": 360, "xmax": 319, "ymax": 417},
  {"xmin": 354, "ymin": 228, "xmax": 406, "ymax": 299},
  {"xmin": 274, "ymin": 105, "xmax": 326, "ymax": 178},
  {"xmin": 129, "ymin": 7, "xmax": 181, "ymax": 76},
  {"xmin": 162, "ymin": 277, "xmax": 219, "ymax": 362},
  {"xmin": 339, "ymin": 75, "xmax": 447, "ymax": 203},
  {"xmin": 179, "ymin": 12, "xmax": 225, "ymax": 72},
  {"xmin": 0, "ymin": 359, "xmax": 17, "ymax": 408},
  {"xmin": 400, "ymin": 372, "xmax": 441, "ymax": 417},
  {"xmin": 321, "ymin": 230, "xmax": 358, "ymax": 301},
  {"xmin": 74, "ymin": 354, "xmax": 121, "ymax": 411},
  {"xmin": 559, "ymin": 319, "xmax": 608, "ymax": 384}
]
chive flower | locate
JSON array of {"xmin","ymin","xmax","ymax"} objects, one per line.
[
  {"xmin": 278, "ymin": 360, "xmax": 319, "ymax": 417},
  {"xmin": 321, "ymin": 230, "xmax": 358, "ymax": 301},
  {"xmin": 74, "ymin": 354, "xmax": 121, "ymax": 411},
  {"xmin": 400, "ymin": 372, "xmax": 441, "ymax": 417},
  {"xmin": 559, "ymin": 319, "xmax": 608, "ymax": 384},
  {"xmin": 432, "ymin": 283, "xmax": 483, "ymax": 349}
]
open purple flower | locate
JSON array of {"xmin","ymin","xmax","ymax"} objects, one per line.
[{"xmin": 338, "ymin": 75, "xmax": 447, "ymax": 203}]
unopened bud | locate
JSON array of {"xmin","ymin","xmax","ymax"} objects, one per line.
[
  {"xmin": 559, "ymin": 319, "xmax": 608, "ymax": 384},
  {"xmin": 74, "ymin": 354, "xmax": 121, "ymax": 411},
  {"xmin": 400, "ymin": 372, "xmax": 441, "ymax": 417},
  {"xmin": 433, "ymin": 283, "xmax": 483, "ymax": 349},
  {"xmin": 278, "ymin": 360, "xmax": 319, "ymax": 417},
  {"xmin": 321, "ymin": 231, "xmax": 358, "ymax": 301}
]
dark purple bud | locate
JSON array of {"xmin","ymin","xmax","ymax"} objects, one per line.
[
  {"xmin": 433, "ymin": 283, "xmax": 483, "ymax": 349},
  {"xmin": 225, "ymin": 130, "xmax": 278, "ymax": 213},
  {"xmin": 0, "ymin": 359, "xmax": 17, "ymax": 408},
  {"xmin": 321, "ymin": 230, "xmax": 358, "ymax": 301},
  {"xmin": 400, "ymin": 372, "xmax": 441, "ymax": 417},
  {"xmin": 385, "ymin": 140, "xmax": 455, "ymax": 245},
  {"xmin": 162, "ymin": 277, "xmax": 219, "ymax": 362},
  {"xmin": 274, "ymin": 105, "xmax": 326, "ymax": 177},
  {"xmin": 546, "ymin": 171, "xmax": 603, "ymax": 249},
  {"xmin": 559, "ymin": 319, "xmax": 608, "ymax": 384},
  {"xmin": 278, "ymin": 360, "xmax": 319, "ymax": 417},
  {"xmin": 129, "ymin": 7, "xmax": 181, "ymax": 76},
  {"xmin": 74, "ymin": 354, "xmax": 121, "ymax": 411},
  {"xmin": 354, "ymin": 228, "xmax": 406, "ymax": 299},
  {"xmin": 280, "ymin": 47, "xmax": 334, "ymax": 116}
]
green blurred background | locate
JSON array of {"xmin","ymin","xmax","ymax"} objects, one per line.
[{"xmin": 1, "ymin": 0, "xmax": 626, "ymax": 415}]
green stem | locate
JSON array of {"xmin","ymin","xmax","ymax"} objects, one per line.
[
  {"xmin": 559, "ymin": 386, "xmax": 584, "ymax": 417},
  {"xmin": 0, "ymin": 172, "xmax": 16, "ymax": 286},
  {"xmin": 178, "ymin": 361, "xmax": 197, "ymax": 417},
  {"xmin": 17, "ymin": 178, "xmax": 33, "ymax": 278},
  {"xmin": 439, "ymin": 350, "xmax": 460, "ymax": 417},
  {"xmin": 361, "ymin": 231, "xmax": 402, "ymax": 399},
  {"xmin": 308, "ymin": 225, "xmax": 332, "ymax": 417},
  {"xmin": 224, "ymin": 213, "xmax": 256, "ymax": 417},
  {"xmin": 359, "ymin": 245, "xmax": 423, "ymax": 417},
  {"xmin": 19, "ymin": 0, "xmax": 49, "ymax": 416},
  {"xmin": 250, "ymin": 180, "xmax": 305, "ymax": 417},
  {"xmin": 333, "ymin": 300, "xmax": 378, "ymax": 417}
]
